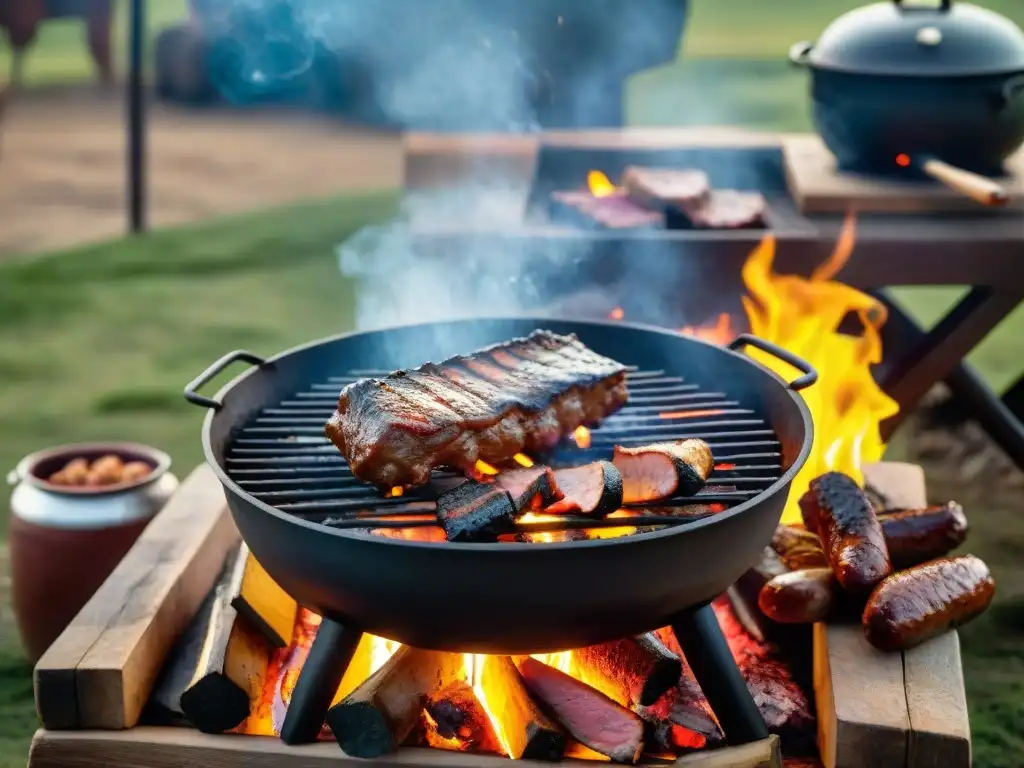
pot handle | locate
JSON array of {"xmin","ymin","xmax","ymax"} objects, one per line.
[
  {"xmin": 184, "ymin": 350, "xmax": 268, "ymax": 410},
  {"xmin": 1000, "ymin": 74, "xmax": 1024, "ymax": 111},
  {"xmin": 788, "ymin": 41, "xmax": 813, "ymax": 67},
  {"xmin": 892, "ymin": 0, "xmax": 953, "ymax": 10},
  {"xmin": 727, "ymin": 334, "xmax": 819, "ymax": 392}
]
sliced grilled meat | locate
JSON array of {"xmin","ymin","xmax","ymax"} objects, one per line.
[
  {"xmin": 495, "ymin": 466, "xmax": 562, "ymax": 512},
  {"xmin": 544, "ymin": 462, "xmax": 624, "ymax": 517},
  {"xmin": 676, "ymin": 190, "xmax": 767, "ymax": 230},
  {"xmin": 551, "ymin": 189, "xmax": 663, "ymax": 230},
  {"xmin": 437, "ymin": 481, "xmax": 517, "ymax": 543},
  {"xmin": 325, "ymin": 331, "xmax": 628, "ymax": 488},
  {"xmin": 613, "ymin": 439, "xmax": 714, "ymax": 504},
  {"xmin": 620, "ymin": 166, "xmax": 711, "ymax": 211}
]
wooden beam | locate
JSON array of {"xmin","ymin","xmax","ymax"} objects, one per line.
[
  {"xmin": 903, "ymin": 631, "xmax": 971, "ymax": 768},
  {"xmin": 28, "ymin": 728, "xmax": 781, "ymax": 768},
  {"xmin": 230, "ymin": 544, "xmax": 298, "ymax": 649},
  {"xmin": 34, "ymin": 464, "xmax": 239, "ymax": 730}
]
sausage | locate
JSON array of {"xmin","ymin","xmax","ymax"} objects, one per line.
[
  {"xmin": 878, "ymin": 503, "xmax": 968, "ymax": 570},
  {"xmin": 758, "ymin": 568, "xmax": 838, "ymax": 624},
  {"xmin": 804, "ymin": 472, "xmax": 892, "ymax": 597},
  {"xmin": 771, "ymin": 525, "xmax": 830, "ymax": 570},
  {"xmin": 862, "ymin": 555, "xmax": 995, "ymax": 652},
  {"xmin": 798, "ymin": 488, "xmax": 821, "ymax": 534}
]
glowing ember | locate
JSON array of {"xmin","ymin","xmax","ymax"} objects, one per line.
[
  {"xmin": 739, "ymin": 215, "xmax": 899, "ymax": 523},
  {"xmin": 572, "ymin": 425, "xmax": 592, "ymax": 449},
  {"xmin": 715, "ymin": 462, "xmax": 737, "ymax": 471},
  {"xmin": 896, "ymin": 153, "xmax": 911, "ymax": 168},
  {"xmin": 474, "ymin": 460, "xmax": 500, "ymax": 476},
  {"xmin": 587, "ymin": 170, "xmax": 617, "ymax": 198},
  {"xmin": 680, "ymin": 312, "xmax": 735, "ymax": 346},
  {"xmin": 513, "ymin": 454, "xmax": 535, "ymax": 468},
  {"xmin": 658, "ymin": 408, "xmax": 727, "ymax": 420},
  {"xmin": 388, "ymin": 486, "xmax": 404, "ymax": 498},
  {"xmin": 608, "ymin": 306, "xmax": 625, "ymax": 321}
]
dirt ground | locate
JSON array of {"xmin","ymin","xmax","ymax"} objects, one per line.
[{"xmin": 0, "ymin": 87, "xmax": 405, "ymax": 255}]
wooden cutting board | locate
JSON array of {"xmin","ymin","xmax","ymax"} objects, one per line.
[{"xmin": 783, "ymin": 135, "xmax": 1024, "ymax": 214}]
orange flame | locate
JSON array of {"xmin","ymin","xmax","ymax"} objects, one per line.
[
  {"xmin": 572, "ymin": 425, "xmax": 592, "ymax": 449},
  {"xmin": 474, "ymin": 460, "xmax": 500, "ymax": 476},
  {"xmin": 388, "ymin": 486, "xmax": 404, "ymax": 498},
  {"xmin": 608, "ymin": 306, "xmax": 625, "ymax": 321},
  {"xmin": 739, "ymin": 214, "xmax": 899, "ymax": 523},
  {"xmin": 658, "ymin": 408, "xmax": 727, "ymax": 420},
  {"xmin": 587, "ymin": 170, "xmax": 617, "ymax": 198},
  {"xmin": 681, "ymin": 312, "xmax": 735, "ymax": 346},
  {"xmin": 512, "ymin": 454, "xmax": 534, "ymax": 468}
]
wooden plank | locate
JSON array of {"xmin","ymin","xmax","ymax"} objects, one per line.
[
  {"xmin": 813, "ymin": 621, "xmax": 909, "ymax": 768},
  {"xmin": 230, "ymin": 543, "xmax": 298, "ymax": 649},
  {"xmin": 784, "ymin": 135, "xmax": 1024, "ymax": 214},
  {"xmin": 34, "ymin": 464, "xmax": 239, "ymax": 730},
  {"xmin": 903, "ymin": 631, "xmax": 971, "ymax": 768},
  {"xmin": 28, "ymin": 728, "xmax": 780, "ymax": 768},
  {"xmin": 863, "ymin": 462, "xmax": 927, "ymax": 512}
]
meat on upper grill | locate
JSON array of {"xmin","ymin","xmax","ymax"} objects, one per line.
[{"xmin": 325, "ymin": 331, "xmax": 629, "ymax": 488}]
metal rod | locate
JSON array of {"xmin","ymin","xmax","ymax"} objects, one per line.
[
  {"xmin": 127, "ymin": 0, "xmax": 147, "ymax": 233},
  {"xmin": 669, "ymin": 603, "xmax": 768, "ymax": 745},
  {"xmin": 321, "ymin": 513, "xmax": 715, "ymax": 532},
  {"xmin": 280, "ymin": 619, "xmax": 363, "ymax": 745}
]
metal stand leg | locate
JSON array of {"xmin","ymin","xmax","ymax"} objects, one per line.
[
  {"xmin": 876, "ymin": 291, "xmax": 1024, "ymax": 470},
  {"xmin": 280, "ymin": 618, "xmax": 364, "ymax": 745},
  {"xmin": 670, "ymin": 603, "xmax": 768, "ymax": 745}
]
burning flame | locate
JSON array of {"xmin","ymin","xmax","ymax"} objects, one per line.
[
  {"xmin": 680, "ymin": 313, "xmax": 735, "ymax": 346},
  {"xmin": 463, "ymin": 655, "xmax": 515, "ymax": 757},
  {"xmin": 608, "ymin": 306, "xmax": 625, "ymax": 321},
  {"xmin": 474, "ymin": 460, "xmax": 500, "ymax": 476},
  {"xmin": 512, "ymin": 454, "xmax": 534, "ymax": 468},
  {"xmin": 587, "ymin": 170, "xmax": 617, "ymax": 198},
  {"xmin": 572, "ymin": 426, "xmax": 591, "ymax": 449},
  {"xmin": 739, "ymin": 215, "xmax": 899, "ymax": 523}
]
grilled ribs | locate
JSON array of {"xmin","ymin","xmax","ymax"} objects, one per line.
[{"xmin": 325, "ymin": 331, "xmax": 629, "ymax": 488}]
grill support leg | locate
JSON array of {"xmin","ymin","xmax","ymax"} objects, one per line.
[
  {"xmin": 670, "ymin": 602, "xmax": 768, "ymax": 746},
  {"xmin": 280, "ymin": 618, "xmax": 364, "ymax": 745}
]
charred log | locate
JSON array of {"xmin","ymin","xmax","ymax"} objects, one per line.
[
  {"xmin": 437, "ymin": 481, "xmax": 517, "ymax": 542},
  {"xmin": 572, "ymin": 633, "xmax": 683, "ymax": 707},
  {"xmin": 325, "ymin": 647, "xmax": 464, "ymax": 758},
  {"xmin": 516, "ymin": 657, "xmax": 645, "ymax": 764},
  {"xmin": 423, "ymin": 681, "xmax": 503, "ymax": 755}
]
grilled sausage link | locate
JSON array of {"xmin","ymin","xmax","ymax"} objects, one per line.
[
  {"xmin": 878, "ymin": 503, "xmax": 968, "ymax": 570},
  {"xmin": 759, "ymin": 568, "xmax": 838, "ymax": 624},
  {"xmin": 771, "ymin": 525, "xmax": 830, "ymax": 571},
  {"xmin": 801, "ymin": 472, "xmax": 892, "ymax": 597},
  {"xmin": 862, "ymin": 555, "xmax": 994, "ymax": 652}
]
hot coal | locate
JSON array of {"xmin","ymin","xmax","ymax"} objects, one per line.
[{"xmin": 572, "ymin": 633, "xmax": 683, "ymax": 708}]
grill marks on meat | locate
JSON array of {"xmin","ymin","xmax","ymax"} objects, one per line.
[
  {"xmin": 613, "ymin": 439, "xmax": 714, "ymax": 504},
  {"xmin": 326, "ymin": 331, "xmax": 628, "ymax": 488}
]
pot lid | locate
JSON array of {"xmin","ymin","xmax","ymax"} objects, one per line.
[{"xmin": 804, "ymin": 1, "xmax": 1024, "ymax": 76}]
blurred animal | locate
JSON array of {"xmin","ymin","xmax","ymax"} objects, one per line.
[{"xmin": 1, "ymin": 0, "xmax": 114, "ymax": 90}]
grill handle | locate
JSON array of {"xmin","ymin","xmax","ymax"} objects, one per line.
[
  {"xmin": 184, "ymin": 350, "xmax": 268, "ymax": 410},
  {"xmin": 727, "ymin": 334, "xmax": 818, "ymax": 392}
]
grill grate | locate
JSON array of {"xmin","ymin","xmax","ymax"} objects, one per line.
[{"xmin": 224, "ymin": 367, "xmax": 783, "ymax": 527}]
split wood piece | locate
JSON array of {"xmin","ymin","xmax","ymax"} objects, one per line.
[
  {"xmin": 474, "ymin": 655, "xmax": 566, "ymax": 761},
  {"xmin": 862, "ymin": 462, "xmax": 927, "ymax": 513},
  {"xmin": 147, "ymin": 547, "xmax": 241, "ymax": 725},
  {"xmin": 27, "ymin": 727, "xmax": 783, "ymax": 768},
  {"xmin": 423, "ymin": 680, "xmax": 504, "ymax": 755},
  {"xmin": 325, "ymin": 646, "xmax": 464, "ymax": 758},
  {"xmin": 229, "ymin": 544, "xmax": 297, "ymax": 649},
  {"xmin": 571, "ymin": 633, "xmax": 683, "ymax": 707},
  {"xmin": 516, "ymin": 657, "xmax": 645, "ymax": 764},
  {"xmin": 34, "ymin": 464, "xmax": 239, "ymax": 730},
  {"xmin": 178, "ymin": 546, "xmax": 271, "ymax": 734},
  {"xmin": 620, "ymin": 166, "xmax": 711, "ymax": 211},
  {"xmin": 903, "ymin": 630, "xmax": 971, "ymax": 768}
]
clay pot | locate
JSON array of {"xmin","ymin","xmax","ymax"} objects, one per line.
[{"xmin": 7, "ymin": 442, "xmax": 179, "ymax": 663}]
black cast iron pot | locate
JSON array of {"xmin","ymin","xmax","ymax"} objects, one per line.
[{"xmin": 790, "ymin": 0, "xmax": 1024, "ymax": 179}]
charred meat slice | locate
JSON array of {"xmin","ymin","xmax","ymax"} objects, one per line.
[
  {"xmin": 552, "ymin": 189, "xmax": 663, "ymax": 230},
  {"xmin": 325, "ymin": 331, "xmax": 628, "ymax": 488},
  {"xmin": 613, "ymin": 439, "xmax": 714, "ymax": 504},
  {"xmin": 676, "ymin": 190, "xmax": 767, "ymax": 230},
  {"xmin": 544, "ymin": 462, "xmax": 624, "ymax": 517},
  {"xmin": 516, "ymin": 657, "xmax": 645, "ymax": 764},
  {"xmin": 495, "ymin": 466, "xmax": 562, "ymax": 512},
  {"xmin": 437, "ymin": 481, "xmax": 517, "ymax": 543}
]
